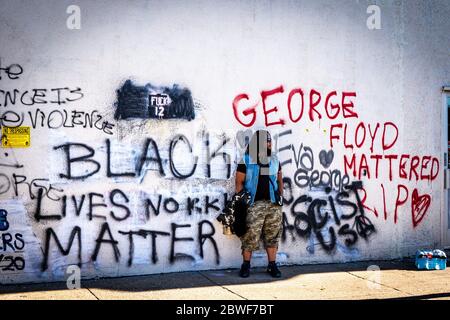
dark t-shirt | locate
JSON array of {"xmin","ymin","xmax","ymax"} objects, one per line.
[{"xmin": 237, "ymin": 159, "xmax": 281, "ymax": 201}]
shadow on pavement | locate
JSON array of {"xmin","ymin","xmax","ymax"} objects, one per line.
[
  {"xmin": 388, "ymin": 292, "xmax": 450, "ymax": 300},
  {"xmin": 0, "ymin": 258, "xmax": 421, "ymax": 295}
]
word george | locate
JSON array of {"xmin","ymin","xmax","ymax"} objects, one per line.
[
  {"xmin": 290, "ymin": 143, "xmax": 350, "ymax": 191},
  {"xmin": 9, "ymin": 174, "xmax": 64, "ymax": 201},
  {"xmin": 233, "ymin": 85, "xmax": 358, "ymax": 127},
  {"xmin": 294, "ymin": 169, "xmax": 350, "ymax": 192}
]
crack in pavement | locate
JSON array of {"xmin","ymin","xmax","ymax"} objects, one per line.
[
  {"xmin": 86, "ymin": 287, "xmax": 100, "ymax": 300},
  {"xmin": 346, "ymin": 271, "xmax": 413, "ymax": 298},
  {"xmin": 198, "ymin": 271, "xmax": 248, "ymax": 300}
]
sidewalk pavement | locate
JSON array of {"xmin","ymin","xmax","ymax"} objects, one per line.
[{"xmin": 1, "ymin": 259, "xmax": 450, "ymax": 300}]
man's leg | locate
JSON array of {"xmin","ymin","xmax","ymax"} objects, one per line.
[
  {"xmin": 242, "ymin": 250, "xmax": 252, "ymax": 262},
  {"xmin": 239, "ymin": 250, "xmax": 252, "ymax": 278},
  {"xmin": 262, "ymin": 203, "xmax": 283, "ymax": 278},
  {"xmin": 266, "ymin": 246, "xmax": 277, "ymax": 262},
  {"xmin": 239, "ymin": 202, "xmax": 265, "ymax": 278}
]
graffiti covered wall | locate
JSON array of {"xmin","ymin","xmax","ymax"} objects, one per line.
[{"xmin": 0, "ymin": 0, "xmax": 449, "ymax": 283}]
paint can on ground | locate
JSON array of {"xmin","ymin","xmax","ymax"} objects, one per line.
[{"xmin": 415, "ymin": 250, "xmax": 447, "ymax": 270}]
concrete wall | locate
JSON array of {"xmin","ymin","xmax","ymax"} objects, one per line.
[{"xmin": 0, "ymin": 0, "xmax": 449, "ymax": 284}]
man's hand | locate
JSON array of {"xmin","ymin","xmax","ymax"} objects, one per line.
[
  {"xmin": 277, "ymin": 170, "xmax": 283, "ymax": 196},
  {"xmin": 236, "ymin": 171, "xmax": 246, "ymax": 193}
]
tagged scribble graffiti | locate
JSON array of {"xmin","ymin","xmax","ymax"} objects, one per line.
[
  {"xmin": 0, "ymin": 209, "xmax": 9, "ymax": 231},
  {"xmin": 291, "ymin": 143, "xmax": 350, "ymax": 192},
  {"xmin": 237, "ymin": 85, "xmax": 439, "ymax": 229},
  {"xmin": 282, "ymin": 181, "xmax": 376, "ymax": 253},
  {"xmin": 114, "ymin": 80, "xmax": 196, "ymax": 121},
  {"xmin": 273, "ymin": 129, "xmax": 375, "ymax": 254},
  {"xmin": 0, "ymin": 205, "xmax": 26, "ymax": 272},
  {"xmin": 29, "ymin": 131, "xmax": 234, "ymax": 271},
  {"xmin": 0, "ymin": 60, "xmax": 115, "ymax": 135},
  {"xmin": 0, "ymin": 51, "xmax": 442, "ymax": 284}
]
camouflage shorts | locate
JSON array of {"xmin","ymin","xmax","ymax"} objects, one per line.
[{"xmin": 240, "ymin": 200, "xmax": 283, "ymax": 251}]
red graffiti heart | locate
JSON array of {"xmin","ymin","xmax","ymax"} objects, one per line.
[{"xmin": 411, "ymin": 189, "xmax": 431, "ymax": 228}]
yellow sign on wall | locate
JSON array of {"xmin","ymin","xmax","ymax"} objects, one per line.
[{"xmin": 1, "ymin": 126, "xmax": 31, "ymax": 148}]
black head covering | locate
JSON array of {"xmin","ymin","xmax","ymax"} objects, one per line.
[{"xmin": 246, "ymin": 130, "xmax": 272, "ymax": 166}]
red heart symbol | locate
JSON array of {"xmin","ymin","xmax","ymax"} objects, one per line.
[{"xmin": 411, "ymin": 189, "xmax": 431, "ymax": 228}]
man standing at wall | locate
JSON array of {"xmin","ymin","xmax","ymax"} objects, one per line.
[{"xmin": 235, "ymin": 130, "xmax": 284, "ymax": 278}]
